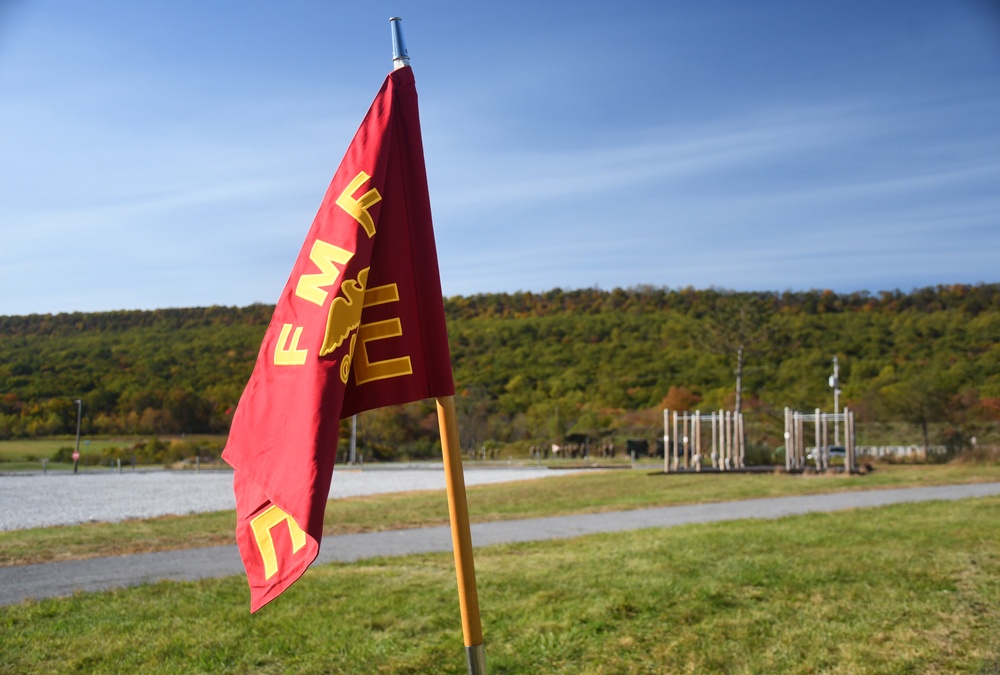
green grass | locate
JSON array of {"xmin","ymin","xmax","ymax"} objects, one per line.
[
  {"xmin": 1, "ymin": 496, "xmax": 998, "ymax": 673},
  {"xmin": 0, "ymin": 437, "xmax": 229, "ymax": 471},
  {"xmin": 0, "ymin": 438, "xmax": 130, "ymax": 460},
  {"xmin": 3, "ymin": 463, "xmax": 1000, "ymax": 568},
  {"xmin": 0, "ymin": 438, "xmax": 137, "ymax": 472}
]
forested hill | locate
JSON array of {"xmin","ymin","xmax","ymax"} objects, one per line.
[
  {"xmin": 443, "ymin": 284, "xmax": 1000, "ymax": 319},
  {"xmin": 1, "ymin": 284, "xmax": 998, "ymax": 450}
]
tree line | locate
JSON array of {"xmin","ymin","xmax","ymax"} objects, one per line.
[{"xmin": 1, "ymin": 284, "xmax": 997, "ymax": 458}]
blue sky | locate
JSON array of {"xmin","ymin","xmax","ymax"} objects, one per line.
[{"xmin": 1, "ymin": 1, "xmax": 999, "ymax": 315}]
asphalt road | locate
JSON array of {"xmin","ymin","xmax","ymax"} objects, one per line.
[{"xmin": 3, "ymin": 482, "xmax": 998, "ymax": 607}]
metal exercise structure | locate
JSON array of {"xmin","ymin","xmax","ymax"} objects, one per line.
[
  {"xmin": 662, "ymin": 409, "xmax": 745, "ymax": 473},
  {"xmin": 783, "ymin": 407, "xmax": 856, "ymax": 473}
]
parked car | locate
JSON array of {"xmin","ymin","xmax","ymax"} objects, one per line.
[{"xmin": 807, "ymin": 445, "xmax": 846, "ymax": 464}]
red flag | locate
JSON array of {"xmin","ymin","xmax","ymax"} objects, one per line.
[{"xmin": 222, "ymin": 66, "xmax": 454, "ymax": 612}]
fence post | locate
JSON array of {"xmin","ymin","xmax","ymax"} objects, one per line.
[
  {"xmin": 783, "ymin": 408, "xmax": 790, "ymax": 472},
  {"xmin": 719, "ymin": 411, "xmax": 724, "ymax": 469},
  {"xmin": 845, "ymin": 408, "xmax": 854, "ymax": 473},
  {"xmin": 673, "ymin": 411, "xmax": 680, "ymax": 472},
  {"xmin": 710, "ymin": 412, "xmax": 717, "ymax": 469},
  {"xmin": 682, "ymin": 413, "xmax": 689, "ymax": 469},
  {"xmin": 663, "ymin": 408, "xmax": 670, "ymax": 474},
  {"xmin": 814, "ymin": 408, "xmax": 821, "ymax": 470},
  {"xmin": 738, "ymin": 413, "xmax": 745, "ymax": 468},
  {"xmin": 694, "ymin": 410, "xmax": 701, "ymax": 471},
  {"xmin": 721, "ymin": 411, "xmax": 728, "ymax": 471}
]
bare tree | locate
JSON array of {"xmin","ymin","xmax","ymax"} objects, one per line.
[{"xmin": 703, "ymin": 298, "xmax": 773, "ymax": 417}]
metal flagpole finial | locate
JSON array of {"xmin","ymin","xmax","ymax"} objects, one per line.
[{"xmin": 389, "ymin": 17, "xmax": 410, "ymax": 69}]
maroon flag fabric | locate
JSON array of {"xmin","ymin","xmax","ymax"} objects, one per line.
[{"xmin": 222, "ymin": 66, "xmax": 454, "ymax": 612}]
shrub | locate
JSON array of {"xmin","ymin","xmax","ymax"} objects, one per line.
[
  {"xmin": 52, "ymin": 446, "xmax": 76, "ymax": 463},
  {"xmin": 744, "ymin": 442, "xmax": 775, "ymax": 466}
]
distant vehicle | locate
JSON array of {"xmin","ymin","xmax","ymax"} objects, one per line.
[{"xmin": 807, "ymin": 445, "xmax": 846, "ymax": 463}]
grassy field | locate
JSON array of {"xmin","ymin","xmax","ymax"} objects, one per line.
[
  {"xmin": 1, "ymin": 495, "xmax": 997, "ymax": 673},
  {"xmin": 0, "ymin": 437, "xmax": 230, "ymax": 472},
  {"xmin": 0, "ymin": 437, "xmax": 229, "ymax": 458},
  {"xmin": 2, "ymin": 463, "xmax": 999, "ymax": 568},
  {"xmin": 0, "ymin": 438, "xmax": 131, "ymax": 471}
]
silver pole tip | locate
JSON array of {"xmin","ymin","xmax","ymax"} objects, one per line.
[{"xmin": 389, "ymin": 17, "xmax": 410, "ymax": 69}]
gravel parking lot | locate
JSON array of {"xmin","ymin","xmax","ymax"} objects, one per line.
[{"xmin": 0, "ymin": 466, "xmax": 581, "ymax": 531}]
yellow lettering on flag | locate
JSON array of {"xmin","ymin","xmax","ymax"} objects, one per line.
[
  {"xmin": 363, "ymin": 283, "xmax": 401, "ymax": 308},
  {"xmin": 320, "ymin": 268, "xmax": 369, "ymax": 361},
  {"xmin": 340, "ymin": 333, "xmax": 358, "ymax": 384},
  {"xmin": 273, "ymin": 324, "xmax": 308, "ymax": 366},
  {"xmin": 295, "ymin": 239, "xmax": 355, "ymax": 307},
  {"xmin": 335, "ymin": 171, "xmax": 381, "ymax": 238},
  {"xmin": 250, "ymin": 504, "xmax": 307, "ymax": 580},
  {"xmin": 352, "ymin": 284, "xmax": 413, "ymax": 384},
  {"xmin": 354, "ymin": 318, "xmax": 413, "ymax": 384}
]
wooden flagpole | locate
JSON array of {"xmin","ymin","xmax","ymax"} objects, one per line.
[
  {"xmin": 389, "ymin": 15, "xmax": 486, "ymax": 674},
  {"xmin": 437, "ymin": 395, "xmax": 487, "ymax": 674}
]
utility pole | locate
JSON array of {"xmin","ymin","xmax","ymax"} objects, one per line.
[
  {"xmin": 829, "ymin": 357, "xmax": 840, "ymax": 445},
  {"xmin": 73, "ymin": 399, "xmax": 82, "ymax": 473},
  {"xmin": 349, "ymin": 414, "xmax": 357, "ymax": 464}
]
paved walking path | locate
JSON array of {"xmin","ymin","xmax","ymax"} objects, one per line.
[{"xmin": 3, "ymin": 482, "xmax": 999, "ymax": 607}]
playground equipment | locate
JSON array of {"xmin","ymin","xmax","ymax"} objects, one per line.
[
  {"xmin": 662, "ymin": 409, "xmax": 745, "ymax": 473},
  {"xmin": 783, "ymin": 407, "xmax": 857, "ymax": 473}
]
